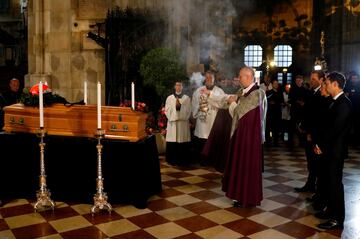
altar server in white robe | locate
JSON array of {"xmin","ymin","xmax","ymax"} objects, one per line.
[
  {"xmin": 165, "ymin": 81, "xmax": 192, "ymax": 165},
  {"xmin": 192, "ymin": 71, "xmax": 226, "ymax": 164}
]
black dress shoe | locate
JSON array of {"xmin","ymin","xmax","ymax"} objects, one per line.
[
  {"xmin": 233, "ymin": 200, "xmax": 242, "ymax": 208},
  {"xmin": 317, "ymin": 219, "xmax": 343, "ymax": 229}
]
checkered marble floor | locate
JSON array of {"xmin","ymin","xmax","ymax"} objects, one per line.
[{"xmin": 1, "ymin": 146, "xmax": 360, "ymax": 239}]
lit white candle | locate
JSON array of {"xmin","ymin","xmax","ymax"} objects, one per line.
[
  {"xmin": 39, "ymin": 81, "xmax": 44, "ymax": 128},
  {"xmin": 84, "ymin": 80, "xmax": 88, "ymax": 105},
  {"xmin": 131, "ymin": 82, "xmax": 135, "ymax": 110},
  {"xmin": 97, "ymin": 81, "xmax": 101, "ymax": 129}
]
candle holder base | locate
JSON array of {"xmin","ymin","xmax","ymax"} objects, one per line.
[
  {"xmin": 34, "ymin": 128, "xmax": 55, "ymax": 211},
  {"xmin": 91, "ymin": 129, "xmax": 112, "ymax": 214},
  {"xmin": 34, "ymin": 183, "xmax": 55, "ymax": 211},
  {"xmin": 91, "ymin": 178, "xmax": 112, "ymax": 214}
]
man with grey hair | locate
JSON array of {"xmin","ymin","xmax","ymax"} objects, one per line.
[{"xmin": 222, "ymin": 66, "xmax": 267, "ymax": 207}]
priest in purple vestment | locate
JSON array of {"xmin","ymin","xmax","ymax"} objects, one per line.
[{"xmin": 222, "ymin": 66, "xmax": 267, "ymax": 207}]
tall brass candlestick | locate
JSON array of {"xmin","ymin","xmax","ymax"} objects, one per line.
[
  {"xmin": 34, "ymin": 128, "xmax": 55, "ymax": 211},
  {"xmin": 91, "ymin": 129, "xmax": 112, "ymax": 214}
]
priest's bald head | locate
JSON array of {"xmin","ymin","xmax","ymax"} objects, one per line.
[{"xmin": 238, "ymin": 67, "xmax": 255, "ymax": 88}]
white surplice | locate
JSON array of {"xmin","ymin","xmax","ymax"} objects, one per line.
[
  {"xmin": 165, "ymin": 94, "xmax": 191, "ymax": 143},
  {"xmin": 192, "ymin": 85, "xmax": 226, "ymax": 139}
]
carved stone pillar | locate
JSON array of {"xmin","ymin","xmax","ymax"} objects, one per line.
[
  {"xmin": 26, "ymin": 0, "xmax": 52, "ymax": 87},
  {"xmin": 26, "ymin": 0, "xmax": 105, "ymax": 103}
]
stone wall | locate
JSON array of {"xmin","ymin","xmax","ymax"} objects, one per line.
[
  {"xmin": 27, "ymin": 0, "xmax": 106, "ymax": 104},
  {"xmin": 26, "ymin": 0, "xmax": 234, "ymax": 103}
]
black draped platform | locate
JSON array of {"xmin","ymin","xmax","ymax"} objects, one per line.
[{"xmin": 0, "ymin": 132, "xmax": 162, "ymax": 209}]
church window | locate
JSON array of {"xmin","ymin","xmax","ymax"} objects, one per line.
[
  {"xmin": 244, "ymin": 45, "xmax": 263, "ymax": 67},
  {"xmin": 274, "ymin": 45, "xmax": 292, "ymax": 67},
  {"xmin": 277, "ymin": 72, "xmax": 283, "ymax": 84},
  {"xmin": 287, "ymin": 72, "xmax": 293, "ymax": 84}
]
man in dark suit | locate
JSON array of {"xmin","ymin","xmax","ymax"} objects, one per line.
[
  {"xmin": 288, "ymin": 75, "xmax": 309, "ymax": 147},
  {"xmin": 295, "ymin": 71, "xmax": 324, "ymax": 193},
  {"xmin": 316, "ymin": 71, "xmax": 352, "ymax": 230}
]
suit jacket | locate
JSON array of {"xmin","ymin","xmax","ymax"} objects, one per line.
[
  {"xmin": 288, "ymin": 85, "xmax": 309, "ymax": 123},
  {"xmin": 323, "ymin": 93, "xmax": 352, "ymax": 161},
  {"xmin": 303, "ymin": 89, "xmax": 330, "ymax": 145}
]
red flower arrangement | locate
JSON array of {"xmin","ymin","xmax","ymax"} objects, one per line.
[
  {"xmin": 145, "ymin": 113, "xmax": 156, "ymax": 135},
  {"xmin": 119, "ymin": 101, "xmax": 168, "ymax": 136},
  {"xmin": 119, "ymin": 100, "xmax": 148, "ymax": 112},
  {"xmin": 29, "ymin": 83, "xmax": 51, "ymax": 95},
  {"xmin": 20, "ymin": 83, "xmax": 68, "ymax": 106},
  {"xmin": 157, "ymin": 107, "xmax": 167, "ymax": 136}
]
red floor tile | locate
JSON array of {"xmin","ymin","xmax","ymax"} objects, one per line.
[
  {"xmin": 0, "ymin": 219, "xmax": 9, "ymax": 231},
  {"xmin": 266, "ymin": 183, "xmax": 294, "ymax": 193},
  {"xmin": 265, "ymin": 175, "xmax": 292, "ymax": 183},
  {"xmin": 0, "ymin": 204, "xmax": 35, "ymax": 218},
  {"xmin": 271, "ymin": 206, "xmax": 310, "ymax": 220},
  {"xmin": 223, "ymin": 218, "xmax": 269, "ymax": 236},
  {"xmin": 39, "ymin": 206, "xmax": 80, "ymax": 221},
  {"xmin": 189, "ymin": 190, "xmax": 223, "ymax": 200},
  {"xmin": 158, "ymin": 188, "xmax": 184, "ymax": 198},
  {"xmin": 60, "ymin": 226, "xmax": 107, "ymax": 239},
  {"xmin": 162, "ymin": 180, "xmax": 189, "ymax": 187},
  {"xmin": 83, "ymin": 210, "xmax": 123, "ymax": 225},
  {"xmin": 165, "ymin": 172, "xmax": 194, "ymax": 178},
  {"xmin": 274, "ymin": 221, "xmax": 319, "ymax": 238},
  {"xmin": 194, "ymin": 181, "xmax": 221, "ymax": 189},
  {"xmin": 267, "ymin": 194, "xmax": 303, "ymax": 205},
  {"xmin": 11, "ymin": 222, "xmax": 57, "ymax": 239},
  {"xmin": 266, "ymin": 168, "xmax": 288, "ymax": 174},
  {"xmin": 174, "ymin": 215, "xmax": 217, "ymax": 232},
  {"xmin": 199, "ymin": 173, "xmax": 222, "ymax": 180},
  {"xmin": 127, "ymin": 212, "xmax": 169, "ymax": 228},
  {"xmin": 173, "ymin": 233, "xmax": 203, "ymax": 239},
  {"xmin": 147, "ymin": 199, "xmax": 178, "ymax": 211},
  {"xmin": 183, "ymin": 201, "xmax": 220, "ymax": 214},
  {"xmin": 225, "ymin": 206, "xmax": 265, "ymax": 218},
  {"xmin": 111, "ymin": 229, "xmax": 157, "ymax": 239}
]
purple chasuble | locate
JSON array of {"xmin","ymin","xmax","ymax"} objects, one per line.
[
  {"xmin": 222, "ymin": 88, "xmax": 263, "ymax": 206},
  {"xmin": 201, "ymin": 109, "xmax": 232, "ymax": 172}
]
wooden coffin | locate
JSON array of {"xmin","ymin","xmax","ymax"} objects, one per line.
[{"xmin": 3, "ymin": 103, "xmax": 148, "ymax": 142}]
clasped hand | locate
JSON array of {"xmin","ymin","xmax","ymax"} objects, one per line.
[
  {"xmin": 227, "ymin": 95, "xmax": 237, "ymax": 104},
  {"xmin": 313, "ymin": 145, "xmax": 322, "ymax": 155}
]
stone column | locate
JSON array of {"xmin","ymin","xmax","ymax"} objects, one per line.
[
  {"xmin": 26, "ymin": 0, "xmax": 106, "ymax": 103},
  {"xmin": 26, "ymin": 0, "xmax": 51, "ymax": 87}
]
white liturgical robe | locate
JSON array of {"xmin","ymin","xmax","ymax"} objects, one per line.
[
  {"xmin": 192, "ymin": 85, "xmax": 226, "ymax": 139},
  {"xmin": 165, "ymin": 94, "xmax": 191, "ymax": 143}
]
